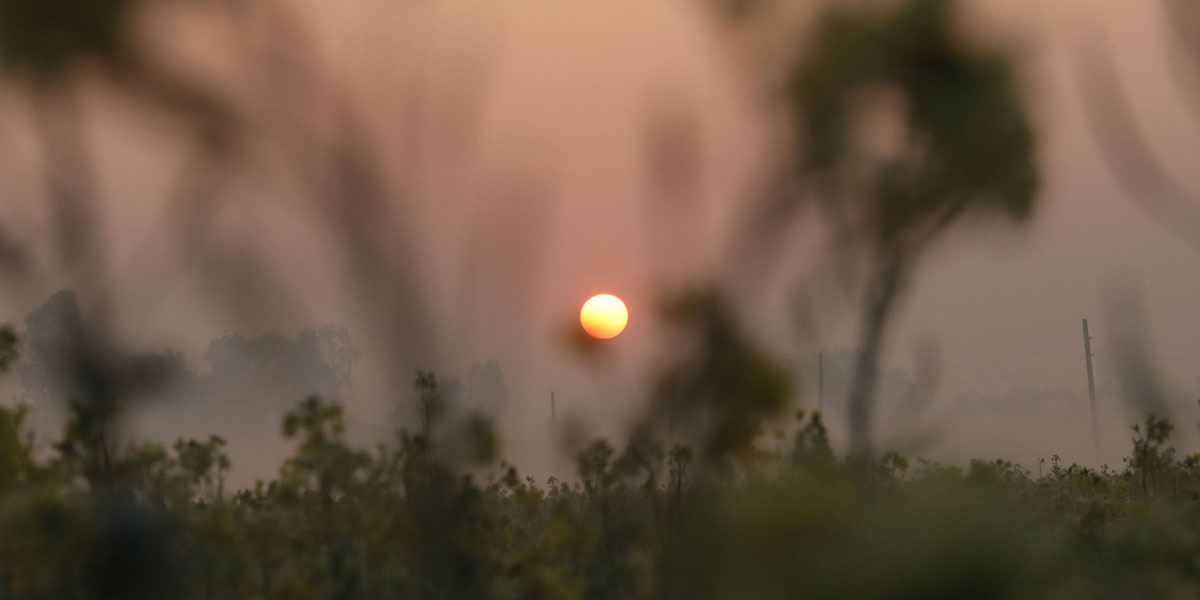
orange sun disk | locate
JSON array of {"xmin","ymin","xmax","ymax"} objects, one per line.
[{"xmin": 580, "ymin": 294, "xmax": 628, "ymax": 339}]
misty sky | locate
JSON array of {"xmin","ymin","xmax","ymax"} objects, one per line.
[{"xmin": 2, "ymin": 0, "xmax": 1200, "ymax": 471}]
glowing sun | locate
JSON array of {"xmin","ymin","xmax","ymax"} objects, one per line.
[{"xmin": 580, "ymin": 293, "xmax": 628, "ymax": 339}]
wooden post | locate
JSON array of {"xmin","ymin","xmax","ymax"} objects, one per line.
[{"xmin": 1082, "ymin": 319, "xmax": 1101, "ymax": 465}]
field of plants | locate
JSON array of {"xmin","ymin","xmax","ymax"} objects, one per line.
[{"xmin": 3, "ymin": 320, "xmax": 1200, "ymax": 600}]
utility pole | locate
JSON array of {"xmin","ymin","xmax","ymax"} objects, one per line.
[
  {"xmin": 817, "ymin": 352, "xmax": 825, "ymax": 414},
  {"xmin": 1082, "ymin": 319, "xmax": 1101, "ymax": 465},
  {"xmin": 549, "ymin": 390, "xmax": 557, "ymax": 434}
]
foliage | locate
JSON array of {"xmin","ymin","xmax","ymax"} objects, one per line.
[
  {"xmin": 652, "ymin": 288, "xmax": 791, "ymax": 468},
  {"xmin": 203, "ymin": 327, "xmax": 362, "ymax": 408},
  {"xmin": 784, "ymin": 0, "xmax": 1040, "ymax": 458},
  {"xmin": 2, "ymin": 352, "xmax": 1200, "ymax": 599},
  {"xmin": 0, "ymin": 0, "xmax": 140, "ymax": 80},
  {"xmin": 0, "ymin": 324, "xmax": 16, "ymax": 373}
]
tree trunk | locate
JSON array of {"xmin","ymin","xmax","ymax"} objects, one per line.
[{"xmin": 847, "ymin": 253, "xmax": 906, "ymax": 461}]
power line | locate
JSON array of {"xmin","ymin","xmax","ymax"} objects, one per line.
[
  {"xmin": 944, "ymin": 344, "xmax": 1079, "ymax": 370},
  {"xmin": 943, "ymin": 355, "xmax": 1081, "ymax": 384}
]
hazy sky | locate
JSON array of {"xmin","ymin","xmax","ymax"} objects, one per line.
[{"xmin": 2, "ymin": 0, "xmax": 1200, "ymax": 470}]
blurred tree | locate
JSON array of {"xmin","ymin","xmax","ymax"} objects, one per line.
[
  {"xmin": 0, "ymin": 403, "xmax": 34, "ymax": 497},
  {"xmin": 466, "ymin": 360, "xmax": 512, "ymax": 416},
  {"xmin": 412, "ymin": 370, "xmax": 442, "ymax": 440},
  {"xmin": 19, "ymin": 290, "xmax": 198, "ymax": 410},
  {"xmin": 173, "ymin": 435, "xmax": 230, "ymax": 503},
  {"xmin": 202, "ymin": 326, "xmax": 360, "ymax": 417},
  {"xmin": 1073, "ymin": 0, "xmax": 1200, "ymax": 251},
  {"xmin": 653, "ymin": 289, "xmax": 791, "ymax": 467},
  {"xmin": 791, "ymin": 410, "xmax": 834, "ymax": 471},
  {"xmin": 1129, "ymin": 414, "xmax": 1175, "ymax": 499},
  {"xmin": 0, "ymin": 0, "xmax": 139, "ymax": 81},
  {"xmin": 18, "ymin": 289, "xmax": 87, "ymax": 406},
  {"xmin": 787, "ymin": 0, "xmax": 1038, "ymax": 458},
  {"xmin": 0, "ymin": 325, "xmax": 16, "ymax": 373}
]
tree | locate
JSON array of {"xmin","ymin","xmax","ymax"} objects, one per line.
[
  {"xmin": 201, "ymin": 326, "xmax": 360, "ymax": 417},
  {"xmin": 0, "ymin": 325, "xmax": 16, "ymax": 374},
  {"xmin": 0, "ymin": 403, "xmax": 35, "ymax": 497},
  {"xmin": 465, "ymin": 361, "xmax": 511, "ymax": 416},
  {"xmin": 412, "ymin": 371, "xmax": 442, "ymax": 440},
  {"xmin": 652, "ymin": 289, "xmax": 791, "ymax": 467},
  {"xmin": 18, "ymin": 289, "xmax": 87, "ymax": 407},
  {"xmin": 1128, "ymin": 414, "xmax": 1175, "ymax": 499},
  {"xmin": 785, "ymin": 0, "xmax": 1038, "ymax": 457}
]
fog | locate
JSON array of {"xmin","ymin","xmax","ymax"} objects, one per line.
[{"xmin": 2, "ymin": 0, "xmax": 1200, "ymax": 484}]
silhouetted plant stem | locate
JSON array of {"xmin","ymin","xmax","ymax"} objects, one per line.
[{"xmin": 847, "ymin": 252, "xmax": 906, "ymax": 461}]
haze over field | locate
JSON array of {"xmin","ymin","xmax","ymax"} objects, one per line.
[
  {"xmin": 12, "ymin": 1, "xmax": 1200, "ymax": 597},
  {"xmin": 2, "ymin": 0, "xmax": 1199, "ymax": 479}
]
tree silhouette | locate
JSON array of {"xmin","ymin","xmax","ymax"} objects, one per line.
[
  {"xmin": 202, "ymin": 326, "xmax": 361, "ymax": 417},
  {"xmin": 18, "ymin": 289, "xmax": 87, "ymax": 407},
  {"xmin": 785, "ymin": 0, "xmax": 1038, "ymax": 457},
  {"xmin": 0, "ymin": 324, "xmax": 16, "ymax": 374},
  {"xmin": 465, "ymin": 360, "xmax": 512, "ymax": 416}
]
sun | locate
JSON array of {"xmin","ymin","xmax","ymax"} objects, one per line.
[{"xmin": 580, "ymin": 293, "xmax": 628, "ymax": 339}]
